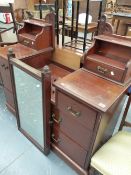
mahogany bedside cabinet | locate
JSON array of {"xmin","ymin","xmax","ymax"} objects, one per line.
[{"xmin": 52, "ymin": 35, "xmax": 131, "ymax": 175}]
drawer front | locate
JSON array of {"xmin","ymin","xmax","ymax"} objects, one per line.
[
  {"xmin": 57, "ymin": 92, "xmax": 97, "ymax": 130},
  {"xmin": 0, "ymin": 58, "xmax": 12, "ymax": 91},
  {"xmin": 19, "ymin": 36, "xmax": 35, "ymax": 49},
  {"xmin": 52, "ymin": 128, "xmax": 87, "ymax": 168},
  {"xmin": 4, "ymin": 88, "xmax": 15, "ymax": 109},
  {"xmin": 86, "ymin": 60, "xmax": 124, "ymax": 82},
  {"xmin": 58, "ymin": 112, "xmax": 93, "ymax": 151}
]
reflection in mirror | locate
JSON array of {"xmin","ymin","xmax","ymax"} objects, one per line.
[{"xmin": 13, "ymin": 66, "xmax": 44, "ymax": 147}]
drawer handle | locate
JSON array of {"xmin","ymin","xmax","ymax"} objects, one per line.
[
  {"xmin": 97, "ymin": 66, "xmax": 108, "ymax": 74},
  {"xmin": 1, "ymin": 64, "xmax": 5, "ymax": 68},
  {"xmin": 23, "ymin": 40, "xmax": 30, "ymax": 45},
  {"xmin": 5, "ymin": 66, "xmax": 8, "ymax": 70},
  {"xmin": 52, "ymin": 134, "xmax": 60, "ymax": 143},
  {"xmin": 67, "ymin": 106, "xmax": 81, "ymax": 117},
  {"xmin": 52, "ymin": 114, "xmax": 62, "ymax": 124}
]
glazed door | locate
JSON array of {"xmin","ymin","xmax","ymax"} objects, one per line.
[{"xmin": 10, "ymin": 58, "xmax": 51, "ymax": 155}]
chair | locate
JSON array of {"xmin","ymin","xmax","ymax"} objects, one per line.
[
  {"xmin": 0, "ymin": 3, "xmax": 18, "ymax": 46},
  {"xmin": 90, "ymin": 88, "xmax": 131, "ymax": 175}
]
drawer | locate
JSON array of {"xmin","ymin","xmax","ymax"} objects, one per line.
[
  {"xmin": 86, "ymin": 59, "xmax": 125, "ymax": 82},
  {"xmin": 57, "ymin": 91, "xmax": 97, "ymax": 130},
  {"xmin": 58, "ymin": 112, "xmax": 93, "ymax": 151},
  {"xmin": 0, "ymin": 58, "xmax": 12, "ymax": 91},
  {"xmin": 52, "ymin": 128, "xmax": 87, "ymax": 168},
  {"xmin": 19, "ymin": 36, "xmax": 35, "ymax": 49},
  {"xmin": 4, "ymin": 88, "xmax": 15, "ymax": 109}
]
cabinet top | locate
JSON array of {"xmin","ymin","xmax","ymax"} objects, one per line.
[
  {"xmin": 54, "ymin": 69, "xmax": 130, "ymax": 112},
  {"xmin": 0, "ymin": 43, "xmax": 36, "ymax": 59},
  {"xmin": 24, "ymin": 19, "xmax": 52, "ymax": 27},
  {"xmin": 95, "ymin": 35, "xmax": 131, "ymax": 48}
]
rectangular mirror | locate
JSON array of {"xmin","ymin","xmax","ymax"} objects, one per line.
[{"xmin": 10, "ymin": 59, "xmax": 51, "ymax": 155}]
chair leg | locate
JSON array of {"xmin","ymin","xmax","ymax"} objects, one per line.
[{"xmin": 89, "ymin": 167, "xmax": 102, "ymax": 175}]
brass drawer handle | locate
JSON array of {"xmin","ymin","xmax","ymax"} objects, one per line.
[
  {"xmin": 52, "ymin": 114, "xmax": 62, "ymax": 124},
  {"xmin": 66, "ymin": 106, "xmax": 81, "ymax": 117},
  {"xmin": 97, "ymin": 66, "xmax": 108, "ymax": 74},
  {"xmin": 1, "ymin": 64, "xmax": 5, "ymax": 67},
  {"xmin": 5, "ymin": 66, "xmax": 8, "ymax": 70},
  {"xmin": 23, "ymin": 40, "xmax": 30, "ymax": 45},
  {"xmin": 52, "ymin": 134, "xmax": 60, "ymax": 143}
]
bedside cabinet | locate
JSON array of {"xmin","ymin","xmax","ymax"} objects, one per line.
[
  {"xmin": 53, "ymin": 69, "xmax": 128, "ymax": 175},
  {"xmin": 18, "ymin": 19, "xmax": 54, "ymax": 50}
]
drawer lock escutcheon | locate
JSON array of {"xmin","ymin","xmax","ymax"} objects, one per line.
[
  {"xmin": 97, "ymin": 66, "xmax": 108, "ymax": 74},
  {"xmin": 52, "ymin": 114, "xmax": 62, "ymax": 124},
  {"xmin": 66, "ymin": 106, "xmax": 81, "ymax": 117},
  {"xmin": 52, "ymin": 134, "xmax": 60, "ymax": 143}
]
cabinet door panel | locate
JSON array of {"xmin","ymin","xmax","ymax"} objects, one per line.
[{"xmin": 0, "ymin": 58, "xmax": 12, "ymax": 91}]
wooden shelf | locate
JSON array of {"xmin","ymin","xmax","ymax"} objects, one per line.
[{"xmin": 95, "ymin": 35, "xmax": 131, "ymax": 48}]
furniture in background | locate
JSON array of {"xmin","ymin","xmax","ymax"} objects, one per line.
[
  {"xmin": 112, "ymin": 12, "xmax": 131, "ymax": 35},
  {"xmin": 90, "ymin": 91, "xmax": 131, "ymax": 175},
  {"xmin": 13, "ymin": 0, "xmax": 28, "ymax": 22},
  {"xmin": 0, "ymin": 3, "xmax": 18, "ymax": 42},
  {"xmin": 18, "ymin": 19, "xmax": 54, "ymax": 50},
  {"xmin": 55, "ymin": 0, "xmax": 103, "ymax": 52}
]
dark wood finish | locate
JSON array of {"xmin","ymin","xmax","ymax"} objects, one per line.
[
  {"xmin": 0, "ymin": 44, "xmax": 37, "ymax": 113},
  {"xmin": 52, "ymin": 127, "xmax": 87, "ymax": 168},
  {"xmin": 84, "ymin": 34, "xmax": 131, "ymax": 85},
  {"xmin": 54, "ymin": 69, "xmax": 128, "ymax": 112},
  {"xmin": 39, "ymin": 63, "xmax": 70, "ymax": 104},
  {"xmin": 97, "ymin": 14, "xmax": 113, "ymax": 35},
  {"xmin": 18, "ymin": 19, "xmax": 54, "ymax": 50},
  {"xmin": 53, "ymin": 67, "xmax": 129, "ymax": 174}
]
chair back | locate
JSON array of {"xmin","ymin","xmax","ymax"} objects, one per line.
[{"xmin": 0, "ymin": 3, "xmax": 18, "ymax": 36}]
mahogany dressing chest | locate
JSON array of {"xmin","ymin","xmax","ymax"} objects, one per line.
[{"xmin": 0, "ymin": 23, "xmax": 131, "ymax": 175}]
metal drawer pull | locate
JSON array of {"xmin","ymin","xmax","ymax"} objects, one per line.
[
  {"xmin": 52, "ymin": 134, "xmax": 60, "ymax": 143},
  {"xmin": 23, "ymin": 40, "xmax": 30, "ymax": 45},
  {"xmin": 52, "ymin": 114, "xmax": 62, "ymax": 124},
  {"xmin": 97, "ymin": 66, "xmax": 108, "ymax": 74},
  {"xmin": 67, "ymin": 106, "xmax": 81, "ymax": 117},
  {"xmin": 5, "ymin": 66, "xmax": 8, "ymax": 70},
  {"xmin": 1, "ymin": 64, "xmax": 5, "ymax": 67}
]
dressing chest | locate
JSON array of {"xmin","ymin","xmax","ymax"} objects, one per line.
[{"xmin": 0, "ymin": 18, "xmax": 131, "ymax": 175}]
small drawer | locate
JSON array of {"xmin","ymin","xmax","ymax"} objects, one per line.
[
  {"xmin": 19, "ymin": 36, "xmax": 35, "ymax": 49},
  {"xmin": 86, "ymin": 59, "xmax": 125, "ymax": 82},
  {"xmin": 52, "ymin": 128, "xmax": 87, "ymax": 168},
  {"xmin": 57, "ymin": 91, "xmax": 97, "ymax": 130}
]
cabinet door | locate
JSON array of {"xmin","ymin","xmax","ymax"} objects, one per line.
[
  {"xmin": 0, "ymin": 58, "xmax": 12, "ymax": 91},
  {"xmin": 10, "ymin": 58, "xmax": 51, "ymax": 155}
]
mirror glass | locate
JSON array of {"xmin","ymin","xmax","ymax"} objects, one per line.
[{"xmin": 13, "ymin": 66, "xmax": 44, "ymax": 147}]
